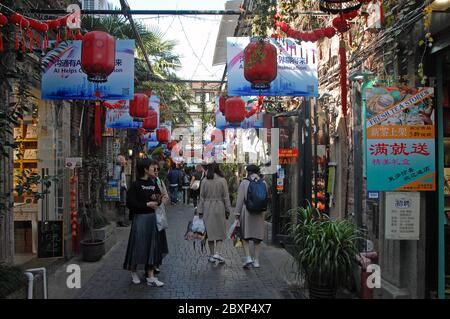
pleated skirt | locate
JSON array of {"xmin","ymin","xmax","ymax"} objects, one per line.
[{"xmin": 123, "ymin": 213, "xmax": 168, "ymax": 270}]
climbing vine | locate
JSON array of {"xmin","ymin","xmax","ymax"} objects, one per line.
[{"xmin": 251, "ymin": 0, "xmax": 277, "ymax": 38}]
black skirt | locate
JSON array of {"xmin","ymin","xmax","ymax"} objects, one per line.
[{"xmin": 123, "ymin": 213, "xmax": 168, "ymax": 270}]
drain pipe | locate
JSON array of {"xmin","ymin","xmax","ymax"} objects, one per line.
[
  {"xmin": 24, "ymin": 272, "xmax": 34, "ymax": 299},
  {"xmin": 25, "ymin": 268, "xmax": 48, "ymax": 299}
]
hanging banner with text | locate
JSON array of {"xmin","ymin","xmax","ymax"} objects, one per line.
[
  {"xmin": 226, "ymin": 37, "xmax": 318, "ymax": 97},
  {"xmin": 105, "ymin": 95, "xmax": 160, "ymax": 129},
  {"xmin": 41, "ymin": 40, "xmax": 135, "ymax": 100},
  {"xmin": 366, "ymin": 87, "xmax": 435, "ymax": 191}
]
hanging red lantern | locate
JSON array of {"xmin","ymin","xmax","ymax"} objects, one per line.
[
  {"xmin": 0, "ymin": 13, "xmax": 7, "ymax": 52},
  {"xmin": 129, "ymin": 93, "xmax": 149, "ymax": 119},
  {"xmin": 225, "ymin": 97, "xmax": 246, "ymax": 124},
  {"xmin": 333, "ymin": 16, "xmax": 350, "ymax": 33},
  {"xmin": 324, "ymin": 27, "xmax": 336, "ymax": 38},
  {"xmin": 157, "ymin": 128, "xmax": 170, "ymax": 143},
  {"xmin": 81, "ymin": 31, "xmax": 116, "ymax": 83},
  {"xmin": 244, "ymin": 38, "xmax": 278, "ymax": 90},
  {"xmin": 142, "ymin": 109, "xmax": 158, "ymax": 130},
  {"xmin": 80, "ymin": 31, "xmax": 116, "ymax": 146},
  {"xmin": 219, "ymin": 95, "xmax": 226, "ymax": 115}
]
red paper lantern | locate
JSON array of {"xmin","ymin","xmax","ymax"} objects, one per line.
[
  {"xmin": 333, "ymin": 16, "xmax": 350, "ymax": 33},
  {"xmin": 81, "ymin": 31, "xmax": 116, "ymax": 83},
  {"xmin": 129, "ymin": 93, "xmax": 149, "ymax": 119},
  {"xmin": 0, "ymin": 13, "xmax": 7, "ymax": 52},
  {"xmin": 47, "ymin": 19, "xmax": 60, "ymax": 29},
  {"xmin": 143, "ymin": 109, "xmax": 158, "ymax": 130},
  {"xmin": 225, "ymin": 97, "xmax": 246, "ymax": 124},
  {"xmin": 157, "ymin": 128, "xmax": 170, "ymax": 143},
  {"xmin": 10, "ymin": 13, "xmax": 23, "ymax": 25},
  {"xmin": 219, "ymin": 95, "xmax": 226, "ymax": 114},
  {"xmin": 314, "ymin": 29, "xmax": 326, "ymax": 40},
  {"xmin": 324, "ymin": 27, "xmax": 336, "ymax": 38},
  {"xmin": 244, "ymin": 38, "xmax": 278, "ymax": 90}
]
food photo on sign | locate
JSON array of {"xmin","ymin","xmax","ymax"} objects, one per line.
[{"xmin": 366, "ymin": 87, "xmax": 436, "ymax": 191}]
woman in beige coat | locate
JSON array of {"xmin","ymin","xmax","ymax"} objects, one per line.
[
  {"xmin": 234, "ymin": 165, "xmax": 268, "ymax": 269},
  {"xmin": 197, "ymin": 163, "xmax": 232, "ymax": 263}
]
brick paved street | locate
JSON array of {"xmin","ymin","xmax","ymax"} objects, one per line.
[{"xmin": 50, "ymin": 204, "xmax": 297, "ymax": 299}]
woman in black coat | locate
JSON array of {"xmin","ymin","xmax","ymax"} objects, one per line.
[{"xmin": 123, "ymin": 158, "xmax": 169, "ymax": 287}]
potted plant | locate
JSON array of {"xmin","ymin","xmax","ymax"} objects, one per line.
[
  {"xmin": 80, "ymin": 203, "xmax": 108, "ymax": 262},
  {"xmin": 80, "ymin": 157, "xmax": 108, "ymax": 262},
  {"xmin": 287, "ymin": 203, "xmax": 362, "ymax": 299}
]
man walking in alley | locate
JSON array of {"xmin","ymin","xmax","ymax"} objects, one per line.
[{"xmin": 167, "ymin": 163, "xmax": 182, "ymax": 205}]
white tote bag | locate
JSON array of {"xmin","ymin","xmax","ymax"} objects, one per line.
[{"xmin": 156, "ymin": 204, "xmax": 168, "ymax": 231}]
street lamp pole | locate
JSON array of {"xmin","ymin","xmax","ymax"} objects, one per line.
[{"xmin": 349, "ymin": 70, "xmax": 373, "ymax": 231}]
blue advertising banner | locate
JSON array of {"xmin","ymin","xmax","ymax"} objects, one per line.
[
  {"xmin": 366, "ymin": 87, "xmax": 435, "ymax": 191},
  {"xmin": 226, "ymin": 37, "xmax": 318, "ymax": 97},
  {"xmin": 215, "ymin": 96, "xmax": 264, "ymax": 130},
  {"xmin": 106, "ymin": 95, "xmax": 160, "ymax": 129},
  {"xmin": 41, "ymin": 40, "xmax": 135, "ymax": 100}
]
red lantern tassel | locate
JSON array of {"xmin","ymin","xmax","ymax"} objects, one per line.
[
  {"xmin": 28, "ymin": 29, "xmax": 33, "ymax": 52},
  {"xmin": 43, "ymin": 33, "xmax": 48, "ymax": 50},
  {"xmin": 95, "ymin": 101, "xmax": 102, "ymax": 146},
  {"xmin": 56, "ymin": 30, "xmax": 60, "ymax": 47},
  {"xmin": 379, "ymin": 0, "xmax": 384, "ymax": 26},
  {"xmin": 313, "ymin": 50, "xmax": 316, "ymax": 64},
  {"xmin": 349, "ymin": 29, "xmax": 353, "ymax": 47},
  {"xmin": 21, "ymin": 30, "xmax": 26, "ymax": 53},
  {"xmin": 0, "ymin": 31, "xmax": 3, "ymax": 52},
  {"xmin": 306, "ymin": 50, "xmax": 309, "ymax": 64},
  {"xmin": 339, "ymin": 40, "xmax": 348, "ymax": 117}
]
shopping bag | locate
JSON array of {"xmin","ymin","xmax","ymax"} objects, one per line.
[
  {"xmin": 156, "ymin": 204, "xmax": 168, "ymax": 231},
  {"xmin": 191, "ymin": 215, "xmax": 206, "ymax": 234},
  {"xmin": 227, "ymin": 219, "xmax": 240, "ymax": 239}
]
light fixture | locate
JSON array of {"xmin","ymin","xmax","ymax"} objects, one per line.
[
  {"xmin": 431, "ymin": 0, "xmax": 450, "ymax": 11},
  {"xmin": 139, "ymin": 152, "xmax": 144, "ymax": 158},
  {"xmin": 128, "ymin": 149, "xmax": 133, "ymax": 157},
  {"xmin": 348, "ymin": 69, "xmax": 374, "ymax": 82}
]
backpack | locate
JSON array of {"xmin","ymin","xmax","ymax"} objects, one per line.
[{"xmin": 244, "ymin": 177, "xmax": 268, "ymax": 214}]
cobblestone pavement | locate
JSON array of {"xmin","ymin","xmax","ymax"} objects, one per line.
[{"xmin": 71, "ymin": 204, "xmax": 296, "ymax": 299}]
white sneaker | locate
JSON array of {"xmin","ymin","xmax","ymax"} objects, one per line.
[
  {"xmin": 213, "ymin": 254, "xmax": 225, "ymax": 263},
  {"xmin": 146, "ymin": 277, "xmax": 164, "ymax": 287},
  {"xmin": 243, "ymin": 256, "xmax": 253, "ymax": 268},
  {"xmin": 131, "ymin": 272, "xmax": 141, "ymax": 284},
  {"xmin": 253, "ymin": 260, "xmax": 260, "ymax": 268}
]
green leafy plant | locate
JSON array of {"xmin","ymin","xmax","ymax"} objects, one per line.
[{"xmin": 287, "ymin": 203, "xmax": 362, "ymax": 289}]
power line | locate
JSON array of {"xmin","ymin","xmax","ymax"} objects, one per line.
[
  {"xmin": 190, "ymin": 25, "xmax": 213, "ymax": 80},
  {"xmin": 177, "ymin": 16, "xmax": 217, "ymax": 79}
]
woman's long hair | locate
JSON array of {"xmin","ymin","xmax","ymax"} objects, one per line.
[{"xmin": 206, "ymin": 162, "xmax": 224, "ymax": 179}]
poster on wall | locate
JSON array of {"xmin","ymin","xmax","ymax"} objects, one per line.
[
  {"xmin": 226, "ymin": 37, "xmax": 318, "ymax": 97},
  {"xmin": 385, "ymin": 192, "xmax": 420, "ymax": 240},
  {"xmin": 105, "ymin": 95, "xmax": 160, "ymax": 129},
  {"xmin": 215, "ymin": 96, "xmax": 264, "ymax": 130},
  {"xmin": 366, "ymin": 87, "xmax": 435, "ymax": 191},
  {"xmin": 41, "ymin": 40, "xmax": 135, "ymax": 100}
]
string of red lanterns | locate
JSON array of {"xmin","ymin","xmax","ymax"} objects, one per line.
[{"xmin": 0, "ymin": 9, "xmax": 83, "ymax": 53}]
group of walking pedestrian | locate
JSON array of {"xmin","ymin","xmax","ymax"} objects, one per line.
[{"xmin": 122, "ymin": 159, "xmax": 269, "ymax": 287}]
